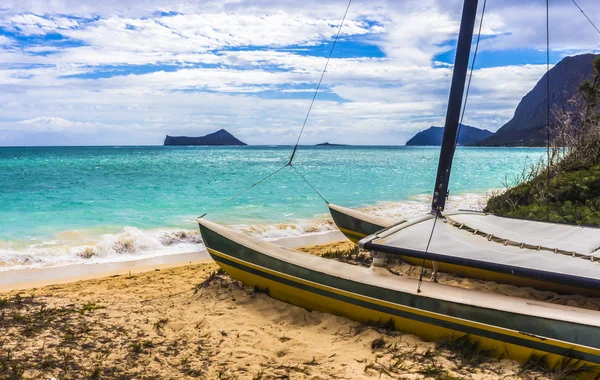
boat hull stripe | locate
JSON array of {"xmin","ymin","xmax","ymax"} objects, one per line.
[{"xmin": 206, "ymin": 247, "xmax": 600, "ymax": 365}]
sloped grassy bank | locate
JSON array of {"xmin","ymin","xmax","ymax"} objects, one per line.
[
  {"xmin": 486, "ymin": 56, "xmax": 600, "ymax": 226},
  {"xmin": 485, "ymin": 141, "xmax": 600, "ymax": 226}
]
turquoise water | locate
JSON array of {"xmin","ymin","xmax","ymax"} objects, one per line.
[{"xmin": 0, "ymin": 146, "xmax": 544, "ymax": 268}]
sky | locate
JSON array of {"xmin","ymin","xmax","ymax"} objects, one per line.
[{"xmin": 0, "ymin": 0, "xmax": 599, "ymax": 146}]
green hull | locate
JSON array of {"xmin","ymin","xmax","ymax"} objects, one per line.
[
  {"xmin": 198, "ymin": 219, "xmax": 600, "ymax": 375},
  {"xmin": 328, "ymin": 204, "xmax": 395, "ymax": 244}
]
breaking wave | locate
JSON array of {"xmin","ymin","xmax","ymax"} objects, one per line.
[
  {"xmin": 358, "ymin": 192, "xmax": 490, "ymax": 220},
  {"xmin": 0, "ymin": 227, "xmax": 205, "ymax": 271},
  {"xmin": 0, "ymin": 191, "xmax": 491, "ymax": 271}
]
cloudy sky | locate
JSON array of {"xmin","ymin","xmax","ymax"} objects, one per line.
[{"xmin": 0, "ymin": 0, "xmax": 598, "ymax": 146}]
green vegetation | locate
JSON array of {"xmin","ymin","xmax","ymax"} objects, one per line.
[
  {"xmin": 486, "ymin": 57, "xmax": 600, "ymax": 226},
  {"xmin": 129, "ymin": 340, "xmax": 154, "ymax": 354},
  {"xmin": 78, "ymin": 302, "xmax": 105, "ymax": 314},
  {"xmin": 485, "ymin": 146, "xmax": 600, "ymax": 225}
]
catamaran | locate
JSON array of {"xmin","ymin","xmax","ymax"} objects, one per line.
[
  {"xmin": 329, "ymin": 204, "xmax": 600, "ymax": 297},
  {"xmin": 198, "ymin": 0, "xmax": 600, "ymax": 373}
]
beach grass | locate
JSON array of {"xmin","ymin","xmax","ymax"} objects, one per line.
[{"xmin": 485, "ymin": 149, "xmax": 600, "ymax": 226}]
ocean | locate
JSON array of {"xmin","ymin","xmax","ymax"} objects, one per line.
[{"xmin": 0, "ymin": 146, "xmax": 545, "ymax": 270}]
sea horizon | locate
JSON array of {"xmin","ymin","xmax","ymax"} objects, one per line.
[{"xmin": 0, "ymin": 144, "xmax": 547, "ymax": 148}]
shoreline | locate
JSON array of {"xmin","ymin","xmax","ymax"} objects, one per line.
[
  {"xmin": 0, "ymin": 191, "xmax": 489, "ymax": 272},
  {"xmin": 0, "ymin": 189, "xmax": 490, "ymax": 291},
  {"xmin": 0, "ymin": 230, "xmax": 345, "ymax": 293}
]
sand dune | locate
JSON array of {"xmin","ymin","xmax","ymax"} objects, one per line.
[{"xmin": 0, "ymin": 241, "xmax": 586, "ymax": 379}]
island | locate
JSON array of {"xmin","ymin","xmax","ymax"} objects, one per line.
[
  {"xmin": 316, "ymin": 142, "xmax": 347, "ymax": 146},
  {"xmin": 164, "ymin": 129, "xmax": 247, "ymax": 146},
  {"xmin": 405, "ymin": 124, "xmax": 492, "ymax": 146}
]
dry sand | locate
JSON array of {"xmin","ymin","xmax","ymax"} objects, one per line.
[{"xmin": 1, "ymin": 241, "xmax": 588, "ymax": 379}]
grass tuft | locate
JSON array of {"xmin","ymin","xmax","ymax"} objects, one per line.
[
  {"xmin": 253, "ymin": 285, "xmax": 270, "ymax": 295},
  {"xmin": 371, "ymin": 336, "xmax": 387, "ymax": 350},
  {"xmin": 437, "ymin": 334, "xmax": 490, "ymax": 368},
  {"xmin": 153, "ymin": 318, "xmax": 168, "ymax": 332},
  {"xmin": 321, "ymin": 245, "xmax": 372, "ymax": 267},
  {"xmin": 78, "ymin": 302, "xmax": 105, "ymax": 314},
  {"xmin": 521, "ymin": 353, "xmax": 599, "ymax": 379},
  {"xmin": 129, "ymin": 340, "xmax": 154, "ymax": 354},
  {"xmin": 194, "ymin": 268, "xmax": 227, "ymax": 293}
]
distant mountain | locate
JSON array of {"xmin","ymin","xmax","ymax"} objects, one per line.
[
  {"xmin": 478, "ymin": 53, "xmax": 599, "ymax": 146},
  {"xmin": 316, "ymin": 142, "xmax": 347, "ymax": 146},
  {"xmin": 164, "ymin": 129, "xmax": 247, "ymax": 146},
  {"xmin": 405, "ymin": 124, "xmax": 492, "ymax": 146}
]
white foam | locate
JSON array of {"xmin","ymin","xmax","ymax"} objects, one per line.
[
  {"xmin": 358, "ymin": 192, "xmax": 490, "ymax": 221},
  {"xmin": 0, "ymin": 191, "xmax": 493, "ymax": 271},
  {"xmin": 0, "ymin": 227, "xmax": 206, "ymax": 272},
  {"xmin": 232, "ymin": 219, "xmax": 336, "ymax": 241}
]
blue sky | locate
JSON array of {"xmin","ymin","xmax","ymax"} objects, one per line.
[{"xmin": 0, "ymin": 0, "xmax": 599, "ymax": 146}]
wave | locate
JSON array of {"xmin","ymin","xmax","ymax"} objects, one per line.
[
  {"xmin": 0, "ymin": 191, "xmax": 492, "ymax": 271},
  {"xmin": 0, "ymin": 227, "xmax": 205, "ymax": 271},
  {"xmin": 233, "ymin": 219, "xmax": 336, "ymax": 240},
  {"xmin": 359, "ymin": 192, "xmax": 490, "ymax": 220}
]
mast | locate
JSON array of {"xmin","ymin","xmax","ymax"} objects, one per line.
[{"xmin": 431, "ymin": 0, "xmax": 479, "ymax": 213}]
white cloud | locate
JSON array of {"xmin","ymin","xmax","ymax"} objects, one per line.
[
  {"xmin": 0, "ymin": 0, "xmax": 598, "ymax": 146},
  {"xmin": 477, "ymin": 1, "xmax": 600, "ymax": 52},
  {"xmin": 15, "ymin": 117, "xmax": 108, "ymax": 133},
  {"xmin": 0, "ymin": 61, "xmax": 547, "ymax": 145},
  {"xmin": 6, "ymin": 14, "xmax": 80, "ymax": 35},
  {"xmin": 0, "ymin": 35, "xmax": 12, "ymax": 46}
]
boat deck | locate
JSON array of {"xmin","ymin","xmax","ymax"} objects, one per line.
[
  {"xmin": 449, "ymin": 213, "xmax": 600, "ymax": 256},
  {"xmin": 361, "ymin": 212, "xmax": 600, "ymax": 288}
]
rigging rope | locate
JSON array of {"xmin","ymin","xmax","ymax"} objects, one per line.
[
  {"xmin": 288, "ymin": 0, "xmax": 353, "ymax": 165},
  {"xmin": 546, "ymin": 0, "xmax": 551, "ymax": 221},
  {"xmin": 571, "ymin": 0, "xmax": 600, "ymax": 36},
  {"xmin": 417, "ymin": 213, "xmax": 439, "ymax": 293},
  {"xmin": 457, "ymin": 0, "xmax": 487, "ymax": 138},
  {"xmin": 290, "ymin": 164, "xmax": 329, "ymax": 204},
  {"xmin": 198, "ymin": 164, "xmax": 288, "ymax": 218},
  {"xmin": 198, "ymin": 1, "xmax": 351, "ymax": 218}
]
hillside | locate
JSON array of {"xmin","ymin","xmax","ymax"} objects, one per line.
[
  {"xmin": 164, "ymin": 129, "xmax": 247, "ymax": 146},
  {"xmin": 406, "ymin": 124, "xmax": 492, "ymax": 146},
  {"xmin": 485, "ymin": 57, "xmax": 600, "ymax": 225},
  {"xmin": 485, "ymin": 144, "xmax": 600, "ymax": 226},
  {"xmin": 478, "ymin": 54, "xmax": 599, "ymax": 146}
]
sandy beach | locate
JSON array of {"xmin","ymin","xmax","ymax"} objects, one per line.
[{"xmin": 1, "ymin": 237, "xmax": 583, "ymax": 379}]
